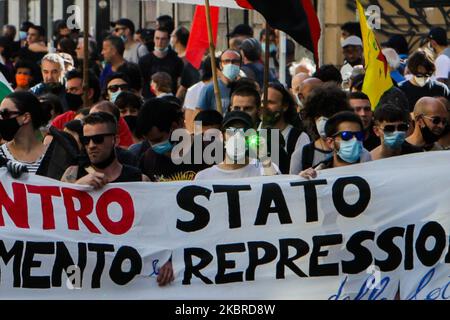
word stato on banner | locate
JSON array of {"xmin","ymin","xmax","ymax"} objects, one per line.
[{"xmin": 0, "ymin": 152, "xmax": 449, "ymax": 300}]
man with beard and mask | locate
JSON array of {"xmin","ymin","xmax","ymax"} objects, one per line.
[
  {"xmin": 406, "ymin": 97, "xmax": 448, "ymax": 151},
  {"xmin": 137, "ymin": 98, "xmax": 210, "ymax": 182},
  {"xmin": 195, "ymin": 111, "xmax": 280, "ymax": 180},
  {"xmin": 340, "ymin": 36, "xmax": 363, "ymax": 88},
  {"xmin": 138, "ymin": 27, "xmax": 184, "ymax": 99},
  {"xmin": 349, "ymin": 92, "xmax": 380, "ymax": 151},
  {"xmin": 30, "ymin": 53, "xmax": 68, "ymax": 110},
  {"xmin": 261, "ymin": 83, "xmax": 310, "ymax": 170},
  {"xmin": 197, "ymin": 49, "xmax": 242, "ymax": 114},
  {"xmin": 61, "ymin": 111, "xmax": 148, "ymax": 185},
  {"xmin": 371, "ymin": 104, "xmax": 423, "ymax": 160},
  {"xmin": 300, "ymin": 111, "xmax": 372, "ymax": 180},
  {"xmin": 399, "ymin": 50, "xmax": 450, "ymax": 112}
]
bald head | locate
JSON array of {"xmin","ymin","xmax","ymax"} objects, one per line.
[
  {"xmin": 413, "ymin": 97, "xmax": 447, "ymax": 118},
  {"xmin": 291, "ymin": 73, "xmax": 309, "ymax": 94},
  {"xmin": 299, "ymin": 77, "xmax": 323, "ymax": 103}
]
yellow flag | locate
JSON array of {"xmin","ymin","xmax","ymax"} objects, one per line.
[{"xmin": 357, "ymin": 0, "xmax": 393, "ymax": 109}]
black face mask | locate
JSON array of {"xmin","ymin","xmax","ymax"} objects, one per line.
[
  {"xmin": 261, "ymin": 109, "xmax": 282, "ymax": 128},
  {"xmin": 43, "ymin": 82, "xmax": 64, "ymax": 95},
  {"xmin": 92, "ymin": 148, "xmax": 116, "ymax": 169},
  {"xmin": 123, "ymin": 115, "xmax": 137, "ymax": 134},
  {"xmin": 420, "ymin": 124, "xmax": 442, "ymax": 145},
  {"xmin": 0, "ymin": 117, "xmax": 21, "ymax": 141},
  {"xmin": 65, "ymin": 93, "xmax": 84, "ymax": 111}
]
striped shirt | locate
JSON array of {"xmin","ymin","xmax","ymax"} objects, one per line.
[{"xmin": 0, "ymin": 143, "xmax": 45, "ymax": 174}]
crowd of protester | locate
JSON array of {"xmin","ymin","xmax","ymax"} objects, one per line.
[{"xmin": 0, "ymin": 16, "xmax": 449, "ymax": 284}]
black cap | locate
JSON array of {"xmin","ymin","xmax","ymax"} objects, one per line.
[
  {"xmin": 382, "ymin": 35, "xmax": 409, "ymax": 55},
  {"xmin": 222, "ymin": 111, "xmax": 254, "ymax": 130},
  {"xmin": 111, "ymin": 18, "xmax": 135, "ymax": 35},
  {"xmin": 228, "ymin": 24, "xmax": 254, "ymax": 38},
  {"xmin": 428, "ymin": 27, "xmax": 448, "ymax": 46}
]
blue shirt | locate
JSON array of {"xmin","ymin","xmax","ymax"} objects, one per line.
[
  {"xmin": 197, "ymin": 79, "xmax": 231, "ymax": 114},
  {"xmin": 99, "ymin": 64, "xmax": 113, "ymax": 89}
]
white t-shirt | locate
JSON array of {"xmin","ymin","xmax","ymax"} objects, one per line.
[
  {"xmin": 183, "ymin": 81, "xmax": 206, "ymax": 110},
  {"xmin": 434, "ymin": 53, "xmax": 450, "ymax": 80},
  {"xmin": 194, "ymin": 160, "xmax": 280, "ymax": 181},
  {"xmin": 124, "ymin": 42, "xmax": 149, "ymax": 64}
]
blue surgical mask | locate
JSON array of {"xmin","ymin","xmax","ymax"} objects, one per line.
[
  {"xmin": 152, "ymin": 140, "xmax": 173, "ymax": 155},
  {"xmin": 384, "ymin": 131, "xmax": 406, "ymax": 149},
  {"xmin": 19, "ymin": 31, "xmax": 27, "ymax": 40},
  {"xmin": 110, "ymin": 90, "xmax": 122, "ymax": 103},
  {"xmin": 155, "ymin": 46, "xmax": 169, "ymax": 54},
  {"xmin": 337, "ymin": 138, "xmax": 362, "ymax": 164},
  {"xmin": 222, "ymin": 64, "xmax": 240, "ymax": 81},
  {"xmin": 262, "ymin": 43, "xmax": 278, "ymax": 54}
]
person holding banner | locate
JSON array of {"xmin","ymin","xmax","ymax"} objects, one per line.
[
  {"xmin": 194, "ymin": 111, "xmax": 280, "ymax": 180},
  {"xmin": 406, "ymin": 97, "xmax": 448, "ymax": 151},
  {"xmin": 61, "ymin": 112, "xmax": 149, "ymax": 187},
  {"xmin": 300, "ymin": 111, "xmax": 371, "ymax": 179},
  {"xmin": 370, "ymin": 104, "xmax": 423, "ymax": 160}
]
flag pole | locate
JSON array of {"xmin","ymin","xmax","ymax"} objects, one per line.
[
  {"xmin": 263, "ymin": 23, "xmax": 270, "ymax": 111},
  {"xmin": 226, "ymin": 8, "xmax": 230, "ymax": 48},
  {"xmin": 204, "ymin": 0, "xmax": 223, "ymax": 114},
  {"xmin": 83, "ymin": 0, "xmax": 89, "ymax": 108}
]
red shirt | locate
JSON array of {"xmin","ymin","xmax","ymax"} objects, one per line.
[{"xmin": 51, "ymin": 111, "xmax": 133, "ymax": 148}]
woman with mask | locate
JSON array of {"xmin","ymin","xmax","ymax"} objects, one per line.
[
  {"xmin": 399, "ymin": 50, "xmax": 450, "ymax": 112},
  {"xmin": 290, "ymin": 83, "xmax": 354, "ymax": 174},
  {"xmin": 13, "ymin": 60, "xmax": 34, "ymax": 91},
  {"xmin": 0, "ymin": 91, "xmax": 51, "ymax": 174}
]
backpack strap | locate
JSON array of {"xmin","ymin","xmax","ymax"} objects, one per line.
[
  {"xmin": 301, "ymin": 142, "xmax": 316, "ymax": 171},
  {"xmin": 286, "ymin": 127, "xmax": 302, "ymax": 158}
]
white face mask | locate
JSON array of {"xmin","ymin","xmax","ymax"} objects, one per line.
[
  {"xmin": 225, "ymin": 132, "xmax": 247, "ymax": 162},
  {"xmin": 414, "ymin": 76, "xmax": 430, "ymax": 87},
  {"xmin": 315, "ymin": 116, "xmax": 328, "ymax": 138}
]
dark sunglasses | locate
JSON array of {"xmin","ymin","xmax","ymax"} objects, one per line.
[
  {"xmin": 107, "ymin": 84, "xmax": 129, "ymax": 93},
  {"xmin": 382, "ymin": 123, "xmax": 409, "ymax": 133},
  {"xmin": 80, "ymin": 133, "xmax": 115, "ymax": 146},
  {"xmin": 422, "ymin": 115, "xmax": 448, "ymax": 126},
  {"xmin": 0, "ymin": 109, "xmax": 23, "ymax": 120},
  {"xmin": 333, "ymin": 131, "xmax": 365, "ymax": 141}
]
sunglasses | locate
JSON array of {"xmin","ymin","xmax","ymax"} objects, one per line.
[
  {"xmin": 107, "ymin": 84, "xmax": 129, "ymax": 93},
  {"xmin": 80, "ymin": 133, "xmax": 115, "ymax": 146},
  {"xmin": 352, "ymin": 106, "xmax": 372, "ymax": 113},
  {"xmin": 0, "ymin": 109, "xmax": 23, "ymax": 120},
  {"xmin": 381, "ymin": 123, "xmax": 409, "ymax": 133},
  {"xmin": 333, "ymin": 131, "xmax": 365, "ymax": 141},
  {"xmin": 422, "ymin": 115, "xmax": 448, "ymax": 126}
]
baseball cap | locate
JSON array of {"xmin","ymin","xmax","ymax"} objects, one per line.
[
  {"xmin": 228, "ymin": 24, "xmax": 254, "ymax": 38},
  {"xmin": 428, "ymin": 27, "xmax": 448, "ymax": 46},
  {"xmin": 111, "ymin": 18, "xmax": 135, "ymax": 34},
  {"xmin": 222, "ymin": 111, "xmax": 254, "ymax": 131},
  {"xmin": 341, "ymin": 36, "xmax": 363, "ymax": 48}
]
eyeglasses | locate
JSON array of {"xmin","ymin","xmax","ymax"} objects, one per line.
[
  {"xmin": 107, "ymin": 84, "xmax": 129, "ymax": 93},
  {"xmin": 422, "ymin": 115, "xmax": 448, "ymax": 126},
  {"xmin": 333, "ymin": 131, "xmax": 365, "ymax": 141},
  {"xmin": 352, "ymin": 106, "xmax": 372, "ymax": 113},
  {"xmin": 381, "ymin": 123, "xmax": 409, "ymax": 133},
  {"xmin": 80, "ymin": 133, "xmax": 115, "ymax": 146},
  {"xmin": 221, "ymin": 59, "xmax": 241, "ymax": 65},
  {"xmin": 0, "ymin": 109, "xmax": 23, "ymax": 120}
]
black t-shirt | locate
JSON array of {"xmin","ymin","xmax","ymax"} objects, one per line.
[
  {"xmin": 401, "ymin": 141, "xmax": 424, "ymax": 155},
  {"xmin": 116, "ymin": 147, "xmax": 139, "ymax": 167},
  {"xmin": 399, "ymin": 80, "xmax": 450, "ymax": 112},
  {"xmin": 180, "ymin": 58, "xmax": 200, "ymax": 89},
  {"xmin": 138, "ymin": 49, "xmax": 184, "ymax": 99},
  {"xmin": 112, "ymin": 165, "xmax": 143, "ymax": 183},
  {"xmin": 364, "ymin": 129, "xmax": 381, "ymax": 152}
]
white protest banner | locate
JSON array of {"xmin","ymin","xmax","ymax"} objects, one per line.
[{"xmin": 0, "ymin": 152, "xmax": 449, "ymax": 300}]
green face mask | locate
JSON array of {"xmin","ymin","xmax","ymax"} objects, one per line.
[{"xmin": 261, "ymin": 109, "xmax": 282, "ymax": 128}]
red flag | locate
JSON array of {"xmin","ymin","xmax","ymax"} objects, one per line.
[{"xmin": 185, "ymin": 5, "xmax": 219, "ymax": 69}]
